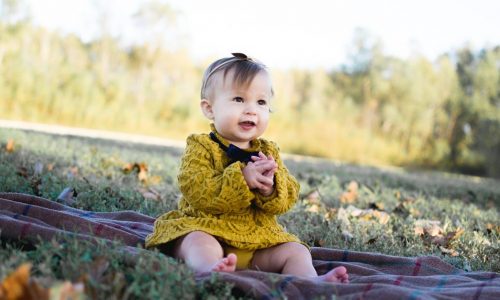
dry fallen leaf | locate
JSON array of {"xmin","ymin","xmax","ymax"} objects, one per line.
[
  {"xmin": 344, "ymin": 205, "xmax": 390, "ymax": 224},
  {"xmin": 430, "ymin": 228, "xmax": 464, "ymax": 248},
  {"xmin": 49, "ymin": 281, "xmax": 84, "ymax": 300},
  {"xmin": 138, "ymin": 165, "xmax": 148, "ymax": 182},
  {"xmin": 305, "ymin": 189, "xmax": 321, "ymax": 204},
  {"xmin": 0, "ymin": 263, "xmax": 49, "ymax": 300},
  {"xmin": 368, "ymin": 202, "xmax": 384, "ymax": 211},
  {"xmin": 415, "ymin": 220, "xmax": 465, "ymax": 251},
  {"xmin": 486, "ymin": 223, "xmax": 500, "ymax": 235},
  {"xmin": 314, "ymin": 239, "xmax": 326, "ymax": 247},
  {"xmin": 340, "ymin": 181, "xmax": 358, "ymax": 203},
  {"xmin": 440, "ymin": 246, "xmax": 459, "ymax": 257},
  {"xmin": 323, "ymin": 208, "xmax": 337, "ymax": 220},
  {"xmin": 414, "ymin": 220, "xmax": 443, "ymax": 236},
  {"xmin": 393, "ymin": 202, "xmax": 410, "ymax": 218},
  {"xmin": 306, "ymin": 204, "xmax": 320, "ymax": 213},
  {"xmin": 16, "ymin": 167, "xmax": 29, "ymax": 178},
  {"xmin": 123, "ymin": 162, "xmax": 148, "ymax": 183},
  {"xmin": 6, "ymin": 139, "xmax": 15, "ymax": 153},
  {"xmin": 122, "ymin": 163, "xmax": 134, "ymax": 173}
]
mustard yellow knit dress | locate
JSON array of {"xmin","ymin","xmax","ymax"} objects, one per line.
[{"xmin": 145, "ymin": 127, "xmax": 301, "ymax": 251}]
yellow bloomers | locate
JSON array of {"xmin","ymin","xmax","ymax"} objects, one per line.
[{"xmin": 145, "ymin": 128, "xmax": 301, "ymax": 251}]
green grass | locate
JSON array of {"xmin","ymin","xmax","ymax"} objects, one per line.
[{"xmin": 0, "ymin": 128, "xmax": 499, "ymax": 299}]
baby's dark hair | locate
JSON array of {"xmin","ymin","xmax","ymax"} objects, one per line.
[{"xmin": 201, "ymin": 53, "xmax": 273, "ymax": 99}]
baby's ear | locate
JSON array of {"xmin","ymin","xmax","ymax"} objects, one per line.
[{"xmin": 200, "ymin": 99, "xmax": 214, "ymax": 120}]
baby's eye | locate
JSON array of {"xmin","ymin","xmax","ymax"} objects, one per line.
[
  {"xmin": 258, "ymin": 99, "xmax": 268, "ymax": 106},
  {"xmin": 232, "ymin": 97, "xmax": 244, "ymax": 102}
]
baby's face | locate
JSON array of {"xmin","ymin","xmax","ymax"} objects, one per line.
[{"xmin": 202, "ymin": 69, "xmax": 273, "ymax": 149}]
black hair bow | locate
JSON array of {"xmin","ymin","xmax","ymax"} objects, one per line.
[{"xmin": 210, "ymin": 132, "xmax": 259, "ymax": 163}]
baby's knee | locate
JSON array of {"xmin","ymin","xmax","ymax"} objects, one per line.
[
  {"xmin": 282, "ymin": 242, "xmax": 310, "ymax": 258},
  {"xmin": 175, "ymin": 231, "xmax": 223, "ymax": 257},
  {"xmin": 184, "ymin": 231, "xmax": 220, "ymax": 246}
]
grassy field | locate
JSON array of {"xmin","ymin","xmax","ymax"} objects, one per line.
[{"xmin": 0, "ymin": 127, "xmax": 499, "ymax": 299}]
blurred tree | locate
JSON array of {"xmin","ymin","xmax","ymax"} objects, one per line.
[
  {"xmin": 1, "ymin": 15, "xmax": 499, "ymax": 177},
  {"xmin": 0, "ymin": 0, "xmax": 30, "ymax": 24},
  {"xmin": 470, "ymin": 47, "xmax": 500, "ymax": 177}
]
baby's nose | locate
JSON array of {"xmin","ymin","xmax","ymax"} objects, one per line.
[{"xmin": 244, "ymin": 103, "xmax": 257, "ymax": 114}]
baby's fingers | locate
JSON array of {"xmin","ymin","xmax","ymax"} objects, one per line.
[
  {"xmin": 250, "ymin": 179, "xmax": 267, "ymax": 190},
  {"xmin": 256, "ymin": 174, "xmax": 274, "ymax": 186},
  {"xmin": 251, "ymin": 152, "xmax": 267, "ymax": 161},
  {"xmin": 263, "ymin": 169, "xmax": 276, "ymax": 177},
  {"xmin": 254, "ymin": 162, "xmax": 276, "ymax": 173}
]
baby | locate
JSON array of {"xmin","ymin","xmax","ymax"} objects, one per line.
[{"xmin": 146, "ymin": 53, "xmax": 348, "ymax": 283}]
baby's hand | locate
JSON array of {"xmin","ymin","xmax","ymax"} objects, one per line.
[
  {"xmin": 249, "ymin": 152, "xmax": 277, "ymax": 196},
  {"xmin": 242, "ymin": 161, "xmax": 275, "ymax": 191},
  {"xmin": 251, "ymin": 152, "xmax": 277, "ymax": 177}
]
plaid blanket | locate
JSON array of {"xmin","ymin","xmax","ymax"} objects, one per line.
[{"xmin": 1, "ymin": 192, "xmax": 498, "ymax": 299}]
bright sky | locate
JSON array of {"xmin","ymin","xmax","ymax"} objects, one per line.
[{"xmin": 26, "ymin": 0, "xmax": 500, "ymax": 70}]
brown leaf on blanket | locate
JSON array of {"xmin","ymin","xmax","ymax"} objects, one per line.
[
  {"xmin": 0, "ymin": 263, "xmax": 49, "ymax": 300},
  {"xmin": 6, "ymin": 139, "xmax": 15, "ymax": 153},
  {"xmin": 340, "ymin": 181, "xmax": 358, "ymax": 203}
]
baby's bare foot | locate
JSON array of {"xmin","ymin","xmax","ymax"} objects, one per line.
[
  {"xmin": 211, "ymin": 253, "xmax": 237, "ymax": 272},
  {"xmin": 317, "ymin": 266, "xmax": 349, "ymax": 283}
]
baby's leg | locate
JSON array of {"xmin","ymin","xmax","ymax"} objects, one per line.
[
  {"xmin": 251, "ymin": 242, "xmax": 348, "ymax": 283},
  {"xmin": 172, "ymin": 231, "xmax": 237, "ymax": 273}
]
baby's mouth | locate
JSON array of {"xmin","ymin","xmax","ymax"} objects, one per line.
[{"xmin": 239, "ymin": 121, "xmax": 256, "ymax": 129}]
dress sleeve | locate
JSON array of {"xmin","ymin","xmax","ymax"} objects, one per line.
[
  {"xmin": 253, "ymin": 141, "xmax": 300, "ymax": 215},
  {"xmin": 178, "ymin": 136, "xmax": 254, "ymax": 215}
]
